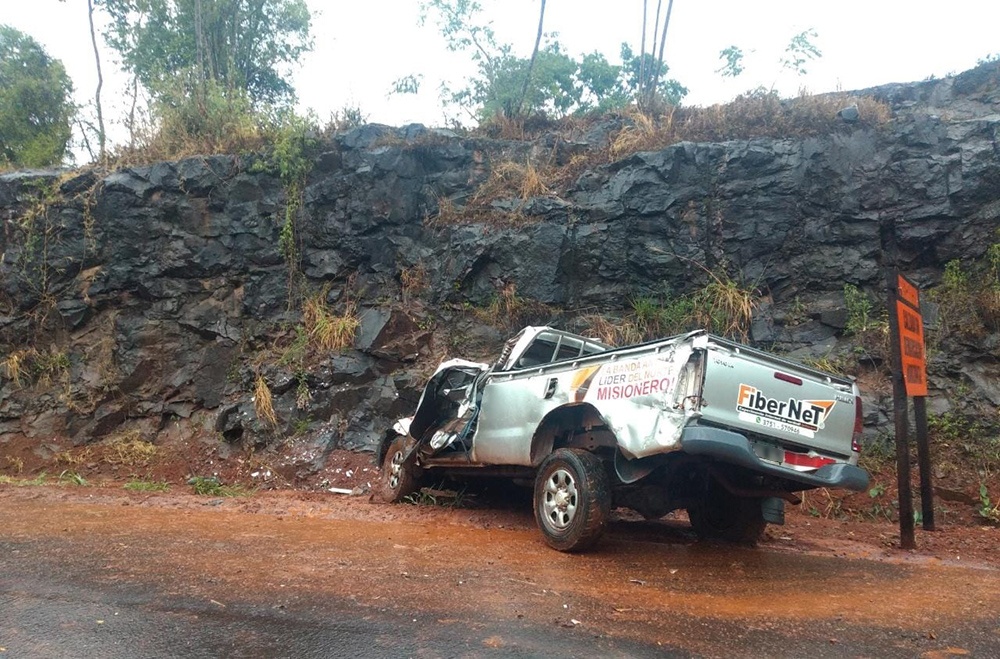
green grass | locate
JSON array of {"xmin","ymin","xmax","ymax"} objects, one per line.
[
  {"xmin": 58, "ymin": 470, "xmax": 87, "ymax": 486},
  {"xmin": 124, "ymin": 479, "xmax": 170, "ymax": 492},
  {"xmin": 0, "ymin": 472, "xmax": 48, "ymax": 486},
  {"xmin": 187, "ymin": 475, "xmax": 252, "ymax": 497}
]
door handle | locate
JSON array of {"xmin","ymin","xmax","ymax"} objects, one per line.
[{"xmin": 544, "ymin": 378, "xmax": 558, "ymax": 399}]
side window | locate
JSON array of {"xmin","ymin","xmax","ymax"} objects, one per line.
[
  {"xmin": 555, "ymin": 338, "xmax": 582, "ymax": 362},
  {"xmin": 516, "ymin": 339, "xmax": 558, "ymax": 368}
]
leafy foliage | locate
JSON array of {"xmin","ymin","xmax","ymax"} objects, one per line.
[
  {"xmin": 779, "ymin": 29, "xmax": 822, "ymax": 76},
  {"xmin": 419, "ymin": 1, "xmax": 685, "ymax": 121},
  {"xmin": 929, "ymin": 244, "xmax": 1000, "ymax": 340},
  {"xmin": 978, "ymin": 483, "xmax": 1000, "ymax": 524},
  {"xmin": 97, "ymin": 0, "xmax": 312, "ymax": 108},
  {"xmin": 717, "ymin": 28, "xmax": 822, "ymax": 86},
  {"xmin": 0, "ymin": 25, "xmax": 75, "ymax": 168},
  {"xmin": 843, "ymin": 284, "xmax": 876, "ymax": 335}
]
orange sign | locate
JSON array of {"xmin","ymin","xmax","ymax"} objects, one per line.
[
  {"xmin": 897, "ymin": 275, "xmax": 920, "ymax": 310},
  {"xmin": 895, "ymin": 277, "xmax": 927, "ymax": 396}
]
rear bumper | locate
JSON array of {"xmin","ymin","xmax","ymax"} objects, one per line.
[{"xmin": 680, "ymin": 426, "xmax": 869, "ymax": 492}]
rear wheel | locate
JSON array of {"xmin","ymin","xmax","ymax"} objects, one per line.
[
  {"xmin": 533, "ymin": 449, "xmax": 611, "ymax": 552},
  {"xmin": 377, "ymin": 435, "xmax": 422, "ymax": 503},
  {"xmin": 687, "ymin": 479, "xmax": 766, "ymax": 545}
]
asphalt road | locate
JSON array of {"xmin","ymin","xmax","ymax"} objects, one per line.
[{"xmin": 1, "ymin": 488, "xmax": 998, "ymax": 658}]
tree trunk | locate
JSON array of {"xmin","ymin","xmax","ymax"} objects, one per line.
[
  {"xmin": 639, "ymin": 0, "xmax": 648, "ymax": 93},
  {"xmin": 646, "ymin": 0, "xmax": 662, "ymax": 98},
  {"xmin": 86, "ymin": 0, "xmax": 106, "ymax": 160},
  {"xmin": 195, "ymin": 0, "xmax": 205, "ymax": 81},
  {"xmin": 515, "ymin": 0, "xmax": 547, "ymax": 117},
  {"xmin": 648, "ymin": 0, "xmax": 674, "ymax": 107}
]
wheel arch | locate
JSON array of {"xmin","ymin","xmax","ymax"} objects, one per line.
[{"xmin": 529, "ymin": 403, "xmax": 618, "ymax": 466}]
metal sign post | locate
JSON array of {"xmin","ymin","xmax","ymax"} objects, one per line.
[
  {"xmin": 897, "ymin": 275, "xmax": 934, "ymax": 530},
  {"xmin": 885, "ymin": 267, "xmax": 916, "ymax": 550},
  {"xmin": 880, "ymin": 216, "xmax": 917, "ymax": 549}
]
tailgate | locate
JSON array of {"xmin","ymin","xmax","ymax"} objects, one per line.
[{"xmin": 697, "ymin": 337, "xmax": 857, "ymax": 458}]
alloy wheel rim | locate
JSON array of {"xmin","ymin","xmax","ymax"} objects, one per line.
[
  {"xmin": 388, "ymin": 450, "xmax": 404, "ymax": 489},
  {"xmin": 542, "ymin": 468, "xmax": 578, "ymax": 529}
]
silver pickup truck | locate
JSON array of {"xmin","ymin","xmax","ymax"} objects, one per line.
[{"xmin": 377, "ymin": 326, "xmax": 868, "ymax": 551}]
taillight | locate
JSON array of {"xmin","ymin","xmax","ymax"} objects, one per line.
[{"xmin": 851, "ymin": 395, "xmax": 864, "ymax": 454}]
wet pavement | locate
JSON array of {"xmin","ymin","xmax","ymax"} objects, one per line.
[{"xmin": 1, "ymin": 487, "xmax": 999, "ymax": 658}]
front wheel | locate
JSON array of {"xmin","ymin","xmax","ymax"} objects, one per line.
[
  {"xmin": 533, "ymin": 449, "xmax": 611, "ymax": 552},
  {"xmin": 687, "ymin": 479, "xmax": 766, "ymax": 546},
  {"xmin": 377, "ymin": 435, "xmax": 422, "ymax": 503}
]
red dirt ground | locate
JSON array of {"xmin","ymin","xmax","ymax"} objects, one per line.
[{"xmin": 1, "ymin": 431, "xmax": 998, "ymax": 566}]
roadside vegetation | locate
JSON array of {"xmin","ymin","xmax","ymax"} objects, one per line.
[{"xmin": 581, "ymin": 266, "xmax": 760, "ymax": 345}]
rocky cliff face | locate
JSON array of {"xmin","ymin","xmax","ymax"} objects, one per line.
[{"xmin": 2, "ymin": 64, "xmax": 999, "ymax": 475}]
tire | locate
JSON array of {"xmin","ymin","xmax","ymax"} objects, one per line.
[
  {"xmin": 687, "ymin": 480, "xmax": 766, "ymax": 546},
  {"xmin": 377, "ymin": 435, "xmax": 422, "ymax": 503},
  {"xmin": 533, "ymin": 448, "xmax": 611, "ymax": 552}
]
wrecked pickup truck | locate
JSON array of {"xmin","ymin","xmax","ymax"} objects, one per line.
[{"xmin": 376, "ymin": 327, "xmax": 868, "ymax": 551}]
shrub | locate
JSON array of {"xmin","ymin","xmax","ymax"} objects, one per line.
[
  {"xmin": 929, "ymin": 251, "xmax": 1000, "ymax": 339},
  {"xmin": 117, "ymin": 79, "xmax": 269, "ymax": 163},
  {"xmin": 843, "ymin": 284, "xmax": 888, "ymax": 361}
]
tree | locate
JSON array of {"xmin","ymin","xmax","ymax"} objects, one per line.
[
  {"xmin": 717, "ymin": 29, "xmax": 822, "ymax": 87},
  {"xmin": 0, "ymin": 25, "xmax": 75, "ymax": 168},
  {"xmin": 779, "ymin": 29, "xmax": 822, "ymax": 77},
  {"xmin": 97, "ymin": 0, "xmax": 313, "ymax": 108},
  {"xmin": 418, "ymin": 0, "xmax": 685, "ymax": 121},
  {"xmin": 620, "ymin": 43, "xmax": 687, "ymax": 107}
]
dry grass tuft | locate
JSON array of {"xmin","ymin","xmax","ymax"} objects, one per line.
[
  {"xmin": 429, "ymin": 158, "xmax": 553, "ymax": 227},
  {"xmin": 55, "ymin": 448, "xmax": 92, "ymax": 467},
  {"xmin": 480, "ymin": 113, "xmax": 527, "ymax": 140},
  {"xmin": 4, "ymin": 456, "xmax": 24, "ymax": 474},
  {"xmin": 610, "ymin": 107, "xmax": 663, "ymax": 159},
  {"xmin": 596, "ymin": 91, "xmax": 893, "ymax": 166},
  {"xmin": 2, "ymin": 349, "xmax": 33, "ymax": 387},
  {"xmin": 303, "ymin": 291, "xmax": 360, "ymax": 352},
  {"xmin": 400, "ymin": 261, "xmax": 429, "ymax": 301},
  {"xmin": 580, "ymin": 314, "xmax": 645, "ymax": 347},
  {"xmin": 102, "ymin": 430, "xmax": 158, "ymax": 467},
  {"xmin": 428, "ymin": 196, "xmax": 464, "ymax": 226},
  {"xmin": 689, "ymin": 269, "xmax": 759, "ymax": 342},
  {"xmin": 471, "ymin": 161, "xmax": 550, "ymax": 205},
  {"xmin": 253, "ymin": 374, "xmax": 278, "ymax": 427},
  {"xmin": 0, "ymin": 347, "xmax": 70, "ymax": 389},
  {"xmin": 979, "ymin": 287, "xmax": 1000, "ymax": 331},
  {"xmin": 473, "ymin": 282, "xmax": 553, "ymax": 332}
]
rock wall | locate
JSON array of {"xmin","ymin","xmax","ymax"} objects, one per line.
[{"xmin": 2, "ymin": 64, "xmax": 999, "ymax": 471}]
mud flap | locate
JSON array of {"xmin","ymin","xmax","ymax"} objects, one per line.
[
  {"xmin": 614, "ymin": 450, "xmax": 668, "ymax": 484},
  {"xmin": 762, "ymin": 496, "xmax": 785, "ymax": 525}
]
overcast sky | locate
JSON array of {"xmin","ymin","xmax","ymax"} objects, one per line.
[{"xmin": 4, "ymin": 0, "xmax": 999, "ymax": 155}]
